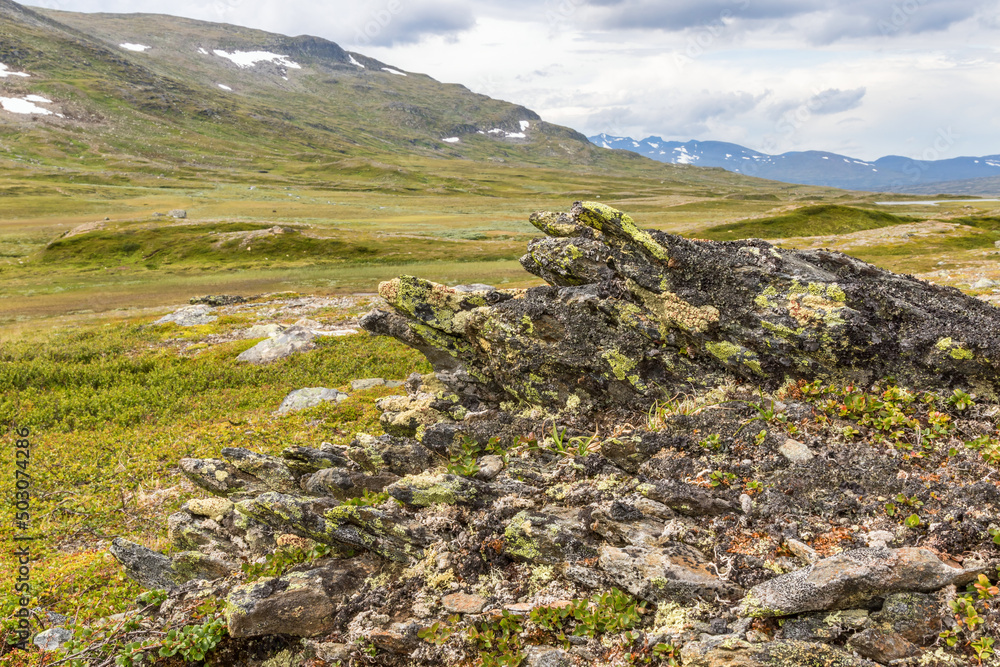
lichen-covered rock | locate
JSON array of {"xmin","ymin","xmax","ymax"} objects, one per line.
[
  {"xmin": 346, "ymin": 433, "xmax": 441, "ymax": 476},
  {"xmin": 386, "ymin": 471, "xmax": 489, "ymax": 507},
  {"xmin": 363, "ymin": 201, "xmax": 1000, "ymax": 416},
  {"xmin": 301, "ymin": 467, "xmax": 400, "ymax": 501},
  {"xmin": 598, "ymin": 543, "xmax": 743, "ymax": 603},
  {"xmin": 235, "ymin": 492, "xmax": 418, "ymax": 562},
  {"xmin": 739, "ymin": 547, "xmax": 984, "ymax": 618},
  {"xmin": 178, "ymin": 457, "xmax": 270, "ymax": 499},
  {"xmin": 109, "ymin": 538, "xmax": 229, "ymax": 590},
  {"xmin": 503, "ymin": 509, "xmax": 596, "ymax": 564},
  {"xmin": 219, "ymin": 448, "xmax": 300, "ymax": 494},
  {"xmin": 226, "ymin": 559, "xmax": 371, "ymax": 638}
]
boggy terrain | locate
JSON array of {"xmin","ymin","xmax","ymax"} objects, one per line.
[{"xmin": 85, "ymin": 203, "xmax": 1000, "ymax": 665}]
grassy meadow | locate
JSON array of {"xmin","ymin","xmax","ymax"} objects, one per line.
[{"xmin": 4, "ymin": 155, "xmax": 1000, "ymax": 663}]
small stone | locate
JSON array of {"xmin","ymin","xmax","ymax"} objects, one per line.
[
  {"xmin": 846, "ymin": 628, "xmax": 920, "ymax": 662},
  {"xmin": 186, "ymin": 498, "xmax": 233, "ymax": 521},
  {"xmin": 778, "ymin": 438, "xmax": 814, "ymax": 463},
  {"xmin": 865, "ymin": 530, "xmax": 894, "ymax": 548},
  {"xmin": 475, "ymin": 454, "xmax": 504, "ymax": 480},
  {"xmin": 351, "ymin": 378, "xmax": 386, "ymax": 391},
  {"xmin": 739, "ymin": 493, "xmax": 752, "ymax": 515},
  {"xmin": 785, "ymin": 538, "xmax": 819, "ymax": 564},
  {"xmin": 524, "ymin": 645, "xmax": 571, "ymax": 667},
  {"xmin": 33, "ymin": 627, "xmax": 73, "ymax": 651},
  {"xmin": 294, "ymin": 318, "xmax": 322, "ymax": 329},
  {"xmin": 169, "ymin": 209, "xmax": 187, "ymax": 218},
  {"xmin": 505, "ymin": 602, "xmax": 535, "ymax": 615},
  {"xmin": 441, "ymin": 592, "xmax": 488, "ymax": 614}
]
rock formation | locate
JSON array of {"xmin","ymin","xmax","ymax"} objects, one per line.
[{"xmin": 111, "ymin": 202, "xmax": 1000, "ymax": 666}]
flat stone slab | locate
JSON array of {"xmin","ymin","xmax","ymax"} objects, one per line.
[
  {"xmin": 778, "ymin": 438, "xmax": 814, "ymax": 463},
  {"xmin": 441, "ymin": 592, "xmax": 488, "ymax": 614},
  {"xmin": 739, "ymin": 547, "xmax": 985, "ymax": 618},
  {"xmin": 155, "ymin": 304, "xmax": 216, "ymax": 327},
  {"xmin": 237, "ymin": 326, "xmax": 317, "ymax": 364},
  {"xmin": 351, "ymin": 378, "xmax": 386, "ymax": 391},
  {"xmin": 34, "ymin": 627, "xmax": 73, "ymax": 651},
  {"xmin": 276, "ymin": 387, "xmax": 348, "ymax": 414},
  {"xmin": 599, "ymin": 542, "xmax": 743, "ymax": 602}
]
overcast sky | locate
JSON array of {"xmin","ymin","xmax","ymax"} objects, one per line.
[{"xmin": 22, "ymin": 0, "xmax": 1000, "ymax": 160}]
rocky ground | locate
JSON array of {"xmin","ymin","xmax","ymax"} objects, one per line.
[{"xmin": 88, "ymin": 203, "xmax": 1000, "ymax": 666}]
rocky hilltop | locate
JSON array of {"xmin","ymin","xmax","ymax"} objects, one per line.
[{"xmin": 109, "ymin": 203, "xmax": 1000, "ymax": 666}]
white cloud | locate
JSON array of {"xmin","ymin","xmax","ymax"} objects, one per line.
[{"xmin": 19, "ymin": 0, "xmax": 1000, "ymax": 159}]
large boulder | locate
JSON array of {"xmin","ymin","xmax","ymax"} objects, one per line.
[{"xmin": 738, "ymin": 547, "xmax": 985, "ymax": 618}]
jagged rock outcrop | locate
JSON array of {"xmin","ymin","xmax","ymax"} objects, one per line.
[
  {"xmin": 111, "ymin": 203, "xmax": 1000, "ymax": 667},
  {"xmin": 362, "ymin": 201, "xmax": 1000, "ymax": 417}
]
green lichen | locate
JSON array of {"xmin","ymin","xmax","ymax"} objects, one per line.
[
  {"xmin": 566, "ymin": 244, "xmax": 583, "ymax": 260},
  {"xmin": 602, "ymin": 348, "xmax": 637, "ymax": 382},
  {"xmin": 826, "ymin": 284, "xmax": 847, "ymax": 302},
  {"xmin": 627, "ymin": 279, "xmax": 720, "ymax": 335},
  {"xmin": 504, "ymin": 510, "xmax": 541, "ymax": 560},
  {"xmin": 575, "ymin": 202, "xmax": 670, "ymax": 261},
  {"xmin": 936, "ymin": 337, "xmax": 954, "ymax": 351},
  {"xmin": 394, "ymin": 471, "xmax": 461, "ymax": 506},
  {"xmin": 706, "ymin": 341, "xmax": 741, "ymax": 363},
  {"xmin": 950, "ymin": 347, "xmax": 974, "ymax": 360}
]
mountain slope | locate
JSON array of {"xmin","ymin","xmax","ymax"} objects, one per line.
[
  {"xmin": 590, "ymin": 134, "xmax": 1000, "ymax": 193},
  {"xmin": 0, "ymin": 0, "xmax": 793, "ymax": 196}
]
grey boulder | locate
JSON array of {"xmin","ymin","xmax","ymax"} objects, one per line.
[
  {"xmin": 276, "ymin": 387, "xmax": 348, "ymax": 414},
  {"xmin": 237, "ymin": 326, "xmax": 317, "ymax": 363}
]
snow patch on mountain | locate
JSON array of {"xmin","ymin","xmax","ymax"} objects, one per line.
[
  {"xmin": 0, "ymin": 63, "xmax": 30, "ymax": 78},
  {"xmin": 520, "ymin": 120, "xmax": 530, "ymax": 131},
  {"xmin": 442, "ymin": 137, "xmax": 460, "ymax": 143},
  {"xmin": 382, "ymin": 67, "xmax": 407, "ymax": 76},
  {"xmin": 218, "ymin": 84, "xmax": 232, "ymax": 91},
  {"xmin": 1, "ymin": 96, "xmax": 54, "ymax": 115},
  {"xmin": 213, "ymin": 50, "xmax": 301, "ymax": 70},
  {"xmin": 349, "ymin": 54, "xmax": 365, "ymax": 68},
  {"xmin": 120, "ymin": 43, "xmax": 151, "ymax": 52}
]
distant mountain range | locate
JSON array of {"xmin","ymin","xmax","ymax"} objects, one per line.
[{"xmin": 589, "ymin": 134, "xmax": 1000, "ymax": 194}]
